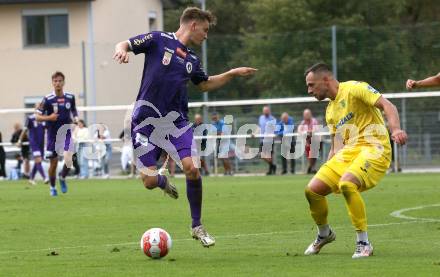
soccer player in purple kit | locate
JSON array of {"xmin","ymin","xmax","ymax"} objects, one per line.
[
  {"xmin": 113, "ymin": 7, "xmax": 256, "ymax": 247},
  {"xmin": 36, "ymin": 71, "xmax": 78, "ymax": 196},
  {"xmin": 18, "ymin": 103, "xmax": 48, "ymax": 185}
]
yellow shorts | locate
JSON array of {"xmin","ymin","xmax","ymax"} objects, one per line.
[{"xmin": 315, "ymin": 146, "xmax": 391, "ymax": 193}]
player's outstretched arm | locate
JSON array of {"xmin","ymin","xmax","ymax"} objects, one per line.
[
  {"xmin": 197, "ymin": 67, "xmax": 257, "ymax": 92},
  {"xmin": 406, "ymin": 72, "xmax": 440, "ymax": 90},
  {"xmin": 375, "ymin": 96, "xmax": 407, "ymax": 145},
  {"xmin": 113, "ymin": 40, "xmax": 131, "ymax": 64}
]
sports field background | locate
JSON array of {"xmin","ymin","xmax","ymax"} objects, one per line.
[{"xmin": 1, "ymin": 174, "xmax": 439, "ymax": 276}]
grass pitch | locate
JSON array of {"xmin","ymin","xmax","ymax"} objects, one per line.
[{"xmin": 1, "ymin": 173, "xmax": 440, "ymax": 276}]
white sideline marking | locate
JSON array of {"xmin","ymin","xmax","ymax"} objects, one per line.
[
  {"xmin": 1, "ymin": 219, "xmax": 439, "ymax": 256},
  {"xmin": 389, "ymin": 204, "xmax": 440, "ymax": 222}
]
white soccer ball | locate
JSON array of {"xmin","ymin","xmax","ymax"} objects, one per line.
[{"xmin": 140, "ymin": 228, "xmax": 172, "ymax": 259}]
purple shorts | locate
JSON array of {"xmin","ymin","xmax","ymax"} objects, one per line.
[
  {"xmin": 131, "ymin": 121, "xmax": 195, "ymax": 168},
  {"xmin": 46, "ymin": 128, "xmax": 74, "ymax": 159},
  {"xmin": 30, "ymin": 141, "xmax": 45, "ymax": 158}
]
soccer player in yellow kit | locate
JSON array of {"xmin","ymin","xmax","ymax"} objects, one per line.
[{"xmin": 303, "ymin": 63, "xmax": 408, "ymax": 258}]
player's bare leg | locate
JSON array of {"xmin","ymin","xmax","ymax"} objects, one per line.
[
  {"xmin": 140, "ymin": 165, "xmax": 178, "ymax": 199},
  {"xmin": 168, "ymin": 159, "xmax": 176, "ymax": 177},
  {"xmin": 182, "ymin": 157, "xmax": 215, "ymax": 247},
  {"xmin": 304, "ymin": 177, "xmax": 336, "ymax": 255}
]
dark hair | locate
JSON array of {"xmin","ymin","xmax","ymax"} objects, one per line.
[
  {"xmin": 78, "ymin": 119, "xmax": 86, "ymax": 127},
  {"xmin": 180, "ymin": 7, "xmax": 217, "ymax": 26},
  {"xmin": 304, "ymin": 63, "xmax": 332, "ymax": 77},
  {"xmin": 51, "ymin": 71, "xmax": 65, "ymax": 80}
]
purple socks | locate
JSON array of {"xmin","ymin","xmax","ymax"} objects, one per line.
[
  {"xmin": 37, "ymin": 163, "xmax": 46, "ymax": 179},
  {"xmin": 31, "ymin": 163, "xmax": 46, "ymax": 180},
  {"xmin": 157, "ymin": 175, "xmax": 167, "ymax": 189},
  {"xmin": 30, "ymin": 165, "xmax": 37, "ymax": 180},
  {"xmin": 186, "ymin": 178, "xmax": 202, "ymax": 228},
  {"xmin": 60, "ymin": 164, "xmax": 70, "ymax": 179}
]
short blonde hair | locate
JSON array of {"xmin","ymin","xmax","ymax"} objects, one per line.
[{"xmin": 180, "ymin": 7, "xmax": 216, "ymax": 26}]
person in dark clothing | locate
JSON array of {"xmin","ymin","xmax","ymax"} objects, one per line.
[
  {"xmin": 0, "ymin": 131, "xmax": 6, "ymax": 179},
  {"xmin": 11, "ymin": 123, "xmax": 30, "ymax": 178}
]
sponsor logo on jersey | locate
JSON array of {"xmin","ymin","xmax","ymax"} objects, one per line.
[
  {"xmin": 160, "ymin": 33, "xmax": 173, "ymax": 39},
  {"xmin": 66, "ymin": 102, "xmax": 71, "ymax": 109},
  {"xmin": 336, "ymin": 112, "xmax": 354, "ymax": 129},
  {"xmin": 367, "ymin": 85, "xmax": 379, "ymax": 94},
  {"xmin": 162, "ymin": 51, "xmax": 173, "ymax": 66},
  {"xmin": 133, "ymin": 34, "xmax": 153, "ymax": 46},
  {"xmin": 339, "ymin": 99, "xmax": 346, "ymax": 108},
  {"xmin": 164, "ymin": 47, "xmax": 175, "ymax": 53},
  {"xmin": 57, "ymin": 98, "xmax": 65, "ymax": 103},
  {"xmin": 186, "ymin": 62, "xmax": 193, "ymax": 74},
  {"xmin": 176, "ymin": 47, "xmax": 187, "ymax": 59},
  {"xmin": 364, "ymin": 161, "xmax": 371, "ymax": 169},
  {"xmin": 360, "ymin": 161, "xmax": 370, "ymax": 173},
  {"xmin": 176, "ymin": 56, "xmax": 185, "ymax": 64}
]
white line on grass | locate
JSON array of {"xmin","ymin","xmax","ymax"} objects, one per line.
[
  {"xmin": 389, "ymin": 203, "xmax": 440, "ymax": 222},
  {"xmin": 1, "ymin": 218, "xmax": 439, "ymax": 255}
]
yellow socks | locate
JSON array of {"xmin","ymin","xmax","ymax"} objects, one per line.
[
  {"xmin": 339, "ymin": 180, "xmax": 367, "ymax": 232},
  {"xmin": 305, "ymin": 187, "xmax": 328, "ymax": 226}
]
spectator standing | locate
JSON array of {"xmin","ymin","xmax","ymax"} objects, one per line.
[
  {"xmin": 193, "ymin": 113, "xmax": 210, "ymax": 176},
  {"xmin": 73, "ymin": 119, "xmax": 90, "ymax": 178},
  {"xmin": 211, "ymin": 112, "xmax": 233, "ymax": 175},
  {"xmin": 96, "ymin": 124, "xmax": 112, "ymax": 178},
  {"xmin": 276, "ymin": 112, "xmax": 296, "ymax": 174},
  {"xmin": 298, "ymin": 109, "xmax": 320, "ymax": 174},
  {"xmin": 0, "ymin": 131, "xmax": 6, "ymax": 179},
  {"xmin": 11, "ymin": 123, "xmax": 30, "ymax": 178},
  {"xmin": 258, "ymin": 106, "xmax": 277, "ymax": 175}
]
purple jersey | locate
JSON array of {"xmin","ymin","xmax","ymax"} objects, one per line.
[
  {"xmin": 25, "ymin": 114, "xmax": 45, "ymax": 146},
  {"xmin": 128, "ymin": 31, "xmax": 209, "ymax": 126},
  {"xmin": 37, "ymin": 92, "xmax": 78, "ymax": 134}
]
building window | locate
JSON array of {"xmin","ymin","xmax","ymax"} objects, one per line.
[
  {"xmin": 22, "ymin": 9, "xmax": 68, "ymax": 47},
  {"xmin": 148, "ymin": 11, "xmax": 158, "ymax": 31}
]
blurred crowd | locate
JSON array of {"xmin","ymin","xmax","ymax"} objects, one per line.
[{"xmin": 0, "ymin": 106, "xmax": 323, "ymax": 181}]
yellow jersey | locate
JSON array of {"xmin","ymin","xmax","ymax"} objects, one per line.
[{"xmin": 325, "ymin": 81, "xmax": 391, "ymax": 156}]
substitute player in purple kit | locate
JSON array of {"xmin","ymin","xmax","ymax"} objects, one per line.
[
  {"xmin": 36, "ymin": 71, "xmax": 78, "ymax": 196},
  {"xmin": 18, "ymin": 103, "xmax": 48, "ymax": 185},
  {"xmin": 113, "ymin": 7, "xmax": 257, "ymax": 247}
]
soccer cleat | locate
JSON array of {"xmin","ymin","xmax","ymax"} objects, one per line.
[
  {"xmin": 352, "ymin": 241, "xmax": 373, "ymax": 259},
  {"xmin": 50, "ymin": 188, "xmax": 58, "ymax": 197},
  {"xmin": 59, "ymin": 178, "xmax": 68, "ymax": 193},
  {"xmin": 44, "ymin": 178, "xmax": 50, "ymax": 184},
  {"xmin": 304, "ymin": 229, "xmax": 336, "ymax": 255},
  {"xmin": 28, "ymin": 179, "xmax": 37, "ymax": 186},
  {"xmin": 158, "ymin": 169, "xmax": 178, "ymax": 199},
  {"xmin": 191, "ymin": 225, "xmax": 215, "ymax": 247}
]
